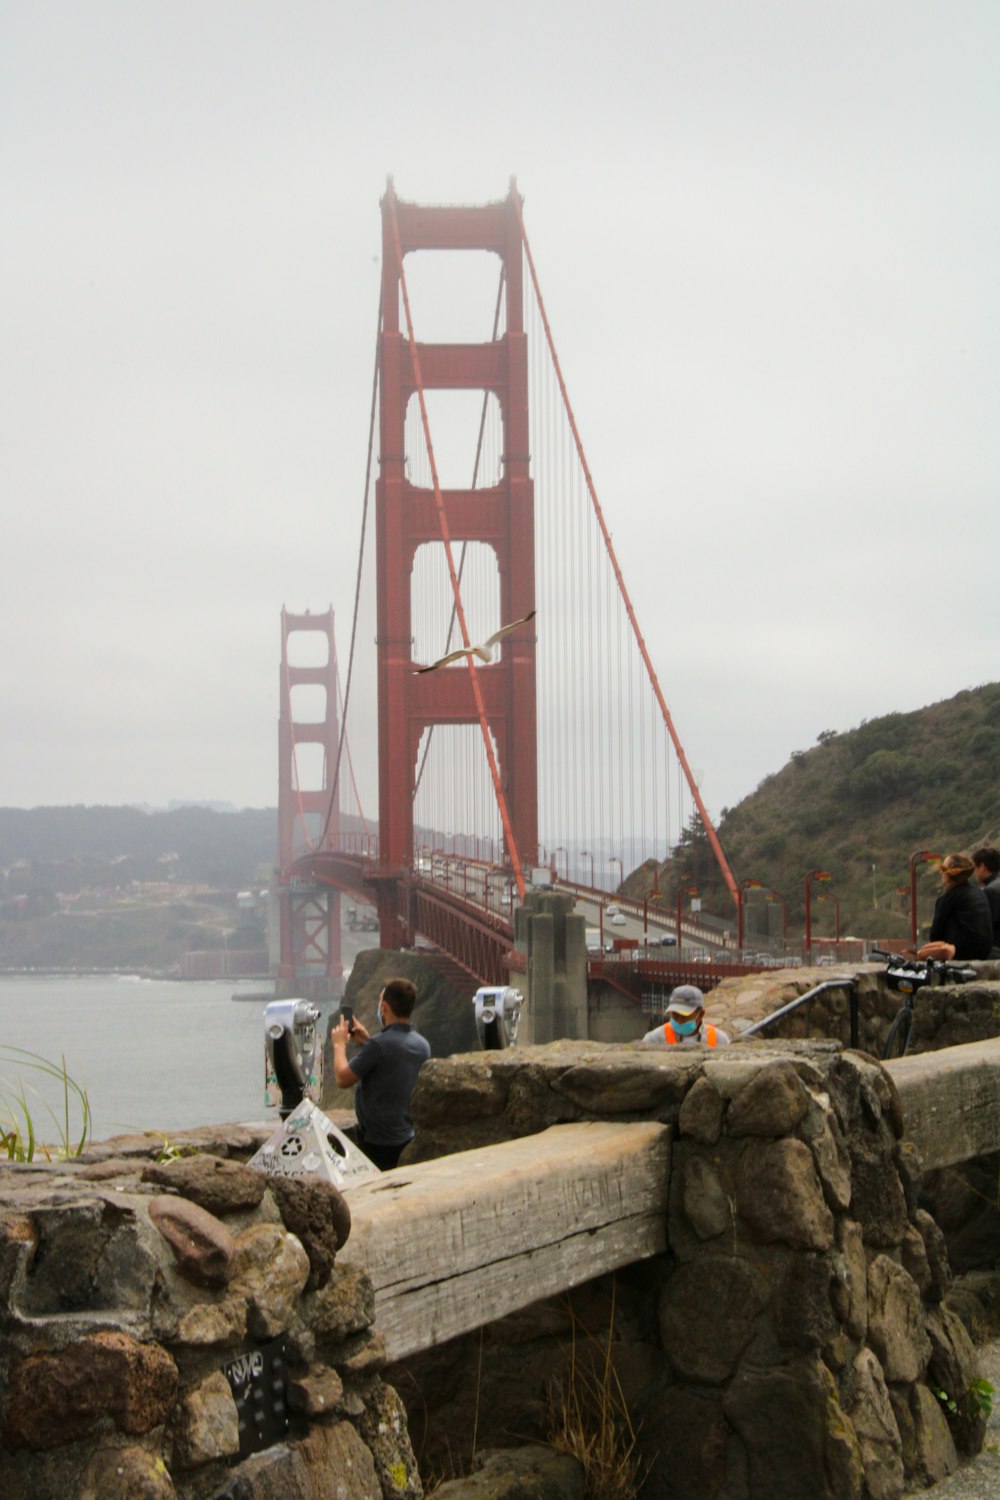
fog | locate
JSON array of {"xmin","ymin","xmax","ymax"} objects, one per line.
[{"xmin": 2, "ymin": 1, "xmax": 997, "ymax": 822}]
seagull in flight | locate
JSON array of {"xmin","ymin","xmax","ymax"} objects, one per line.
[{"xmin": 414, "ymin": 610, "xmax": 536, "ymax": 674}]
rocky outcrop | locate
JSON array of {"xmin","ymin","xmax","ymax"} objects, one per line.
[{"xmin": 432, "ymin": 1445, "xmax": 585, "ymax": 1498}]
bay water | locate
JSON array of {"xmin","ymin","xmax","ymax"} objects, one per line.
[{"xmin": 0, "ymin": 974, "xmax": 337, "ymax": 1145}]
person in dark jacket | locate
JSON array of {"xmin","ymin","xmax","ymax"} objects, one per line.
[
  {"xmin": 972, "ymin": 846, "xmax": 1000, "ymax": 956},
  {"xmin": 918, "ymin": 853, "xmax": 994, "ymax": 961}
]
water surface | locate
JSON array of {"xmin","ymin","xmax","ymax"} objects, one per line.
[{"xmin": 0, "ymin": 975, "xmax": 319, "ymax": 1143}]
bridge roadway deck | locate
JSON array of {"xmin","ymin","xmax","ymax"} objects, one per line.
[{"xmin": 338, "ymin": 1037, "xmax": 1000, "ymax": 1364}]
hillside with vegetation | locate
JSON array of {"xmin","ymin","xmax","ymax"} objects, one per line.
[
  {"xmin": 0, "ymin": 805, "xmax": 278, "ymax": 972},
  {"xmin": 628, "ymin": 682, "xmax": 1000, "ymax": 943},
  {"xmin": 0, "ymin": 804, "xmax": 276, "ymax": 894}
]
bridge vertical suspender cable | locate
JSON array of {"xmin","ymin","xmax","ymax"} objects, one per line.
[
  {"xmin": 515, "ymin": 198, "xmax": 738, "ymax": 904},
  {"xmin": 386, "ymin": 195, "xmax": 528, "ymax": 900}
]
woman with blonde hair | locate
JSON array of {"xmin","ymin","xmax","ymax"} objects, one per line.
[{"xmin": 918, "ymin": 853, "xmax": 993, "ymax": 961}]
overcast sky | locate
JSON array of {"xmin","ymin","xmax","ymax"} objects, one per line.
[{"xmin": 2, "ymin": 1, "xmax": 997, "ymax": 827}]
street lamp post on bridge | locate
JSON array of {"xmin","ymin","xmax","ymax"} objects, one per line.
[
  {"xmin": 552, "ymin": 846, "xmax": 568, "ymax": 881},
  {"xmin": 608, "ymin": 855, "xmax": 622, "ymax": 892},
  {"xmin": 642, "ymin": 889, "xmax": 664, "ymax": 944},
  {"xmin": 804, "ymin": 870, "xmax": 832, "ymax": 963},
  {"xmin": 580, "ymin": 849, "xmax": 595, "ymax": 888},
  {"xmin": 909, "ymin": 849, "xmax": 942, "ymax": 950}
]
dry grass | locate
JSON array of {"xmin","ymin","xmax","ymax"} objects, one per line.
[{"xmin": 545, "ymin": 1286, "xmax": 647, "ymax": 1500}]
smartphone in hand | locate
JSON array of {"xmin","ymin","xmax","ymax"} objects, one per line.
[{"xmin": 340, "ymin": 1004, "xmax": 355, "ymax": 1036}]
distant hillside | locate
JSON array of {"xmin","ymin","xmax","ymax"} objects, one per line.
[
  {"xmin": 0, "ymin": 805, "xmax": 278, "ymax": 893},
  {"xmin": 631, "ymin": 682, "xmax": 1000, "ymax": 941}
]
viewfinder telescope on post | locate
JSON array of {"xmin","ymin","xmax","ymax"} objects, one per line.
[{"xmin": 263, "ymin": 999, "xmax": 322, "ymax": 1118}]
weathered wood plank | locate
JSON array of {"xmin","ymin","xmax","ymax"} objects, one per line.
[
  {"xmin": 339, "ymin": 1120, "xmax": 670, "ymax": 1360},
  {"xmin": 887, "ymin": 1036, "xmax": 1000, "ymax": 1171}
]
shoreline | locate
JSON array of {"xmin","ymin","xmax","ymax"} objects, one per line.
[{"xmin": 0, "ymin": 966, "xmax": 271, "ymax": 982}]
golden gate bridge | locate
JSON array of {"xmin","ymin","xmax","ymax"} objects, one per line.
[{"xmin": 274, "ymin": 181, "xmax": 764, "ymax": 1008}]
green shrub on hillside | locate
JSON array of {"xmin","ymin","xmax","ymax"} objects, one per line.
[
  {"xmin": 652, "ymin": 683, "xmax": 1000, "ymax": 940},
  {"xmin": 849, "ymin": 750, "xmax": 923, "ymax": 804}
]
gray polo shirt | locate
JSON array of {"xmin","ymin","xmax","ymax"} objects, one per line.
[{"xmin": 350, "ymin": 1022, "xmax": 431, "ymax": 1146}]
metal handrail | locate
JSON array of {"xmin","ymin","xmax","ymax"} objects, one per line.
[{"xmin": 738, "ymin": 977, "xmax": 859, "ymax": 1049}]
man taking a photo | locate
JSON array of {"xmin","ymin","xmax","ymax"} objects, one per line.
[{"xmin": 330, "ymin": 977, "xmax": 431, "ymax": 1170}]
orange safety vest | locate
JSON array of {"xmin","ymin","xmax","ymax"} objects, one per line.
[{"xmin": 663, "ymin": 1021, "xmax": 718, "ymax": 1046}]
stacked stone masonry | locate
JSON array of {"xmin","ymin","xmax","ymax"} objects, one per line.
[
  {"xmin": 0, "ymin": 1125, "xmax": 420, "ymax": 1500},
  {"xmin": 0, "ymin": 1035, "xmax": 991, "ymax": 1500},
  {"xmin": 705, "ymin": 961, "xmax": 1000, "ymax": 1056},
  {"xmin": 396, "ymin": 1039, "xmax": 987, "ymax": 1498}
]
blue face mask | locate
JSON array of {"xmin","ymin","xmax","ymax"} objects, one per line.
[{"xmin": 671, "ymin": 1016, "xmax": 698, "ymax": 1036}]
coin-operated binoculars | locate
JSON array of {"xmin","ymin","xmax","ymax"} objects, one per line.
[
  {"xmin": 250, "ymin": 998, "xmax": 378, "ymax": 1190},
  {"xmin": 263, "ymin": 998, "xmax": 322, "ymax": 1118},
  {"xmin": 472, "ymin": 986, "xmax": 525, "ymax": 1049}
]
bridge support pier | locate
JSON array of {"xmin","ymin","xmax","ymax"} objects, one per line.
[{"xmin": 516, "ymin": 890, "xmax": 588, "ymax": 1043}]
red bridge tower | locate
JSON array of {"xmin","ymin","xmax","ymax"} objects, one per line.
[
  {"xmin": 375, "ymin": 182, "xmax": 538, "ymax": 942},
  {"xmin": 276, "ymin": 607, "xmax": 342, "ymax": 990}
]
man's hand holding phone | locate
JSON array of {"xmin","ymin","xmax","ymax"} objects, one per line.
[{"xmin": 331, "ymin": 1008, "xmax": 370, "ymax": 1047}]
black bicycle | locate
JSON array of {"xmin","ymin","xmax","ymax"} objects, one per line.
[{"xmin": 873, "ymin": 950, "xmax": 977, "ymax": 1059}]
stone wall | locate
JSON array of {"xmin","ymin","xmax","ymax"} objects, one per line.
[
  {"xmin": 3, "ymin": 1033, "xmax": 995, "ymax": 1500},
  {"xmin": 707, "ymin": 961, "xmax": 1000, "ymax": 1056},
  {"xmin": 400, "ymin": 1039, "xmax": 987, "ymax": 1498},
  {"xmin": 0, "ymin": 1124, "xmax": 419, "ymax": 1500}
]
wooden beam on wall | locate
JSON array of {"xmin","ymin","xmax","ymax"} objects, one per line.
[
  {"xmin": 338, "ymin": 1120, "xmax": 670, "ymax": 1362},
  {"xmin": 888, "ymin": 1035, "xmax": 1000, "ymax": 1171}
]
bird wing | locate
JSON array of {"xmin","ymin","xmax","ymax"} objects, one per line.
[
  {"xmin": 414, "ymin": 646, "xmax": 475, "ymax": 674},
  {"xmin": 414, "ymin": 611, "xmax": 534, "ymax": 673},
  {"xmin": 484, "ymin": 609, "xmax": 536, "ymax": 649}
]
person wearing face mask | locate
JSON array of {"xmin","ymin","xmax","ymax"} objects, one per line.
[
  {"xmin": 330, "ymin": 977, "xmax": 431, "ymax": 1170},
  {"xmin": 641, "ymin": 985, "xmax": 731, "ymax": 1047}
]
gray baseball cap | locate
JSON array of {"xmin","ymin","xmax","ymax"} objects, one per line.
[{"xmin": 667, "ymin": 985, "xmax": 704, "ymax": 1015}]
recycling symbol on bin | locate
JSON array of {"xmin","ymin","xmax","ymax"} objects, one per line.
[{"xmin": 280, "ymin": 1134, "xmax": 304, "ymax": 1158}]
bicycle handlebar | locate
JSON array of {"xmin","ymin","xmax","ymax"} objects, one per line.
[{"xmin": 875, "ymin": 951, "xmax": 977, "ymax": 993}]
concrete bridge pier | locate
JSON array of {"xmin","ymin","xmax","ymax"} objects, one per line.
[{"xmin": 515, "ymin": 889, "xmax": 588, "ymax": 1043}]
